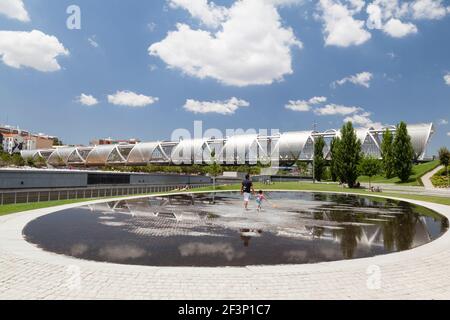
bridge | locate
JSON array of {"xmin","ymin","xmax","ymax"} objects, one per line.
[{"xmin": 21, "ymin": 123, "xmax": 434, "ymax": 167}]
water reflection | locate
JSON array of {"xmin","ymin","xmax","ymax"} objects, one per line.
[{"xmin": 23, "ymin": 192, "xmax": 448, "ymax": 267}]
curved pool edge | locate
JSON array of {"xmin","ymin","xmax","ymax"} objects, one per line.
[
  {"xmin": 3, "ymin": 189, "xmax": 450, "ymax": 273},
  {"xmin": 2, "ymin": 190, "xmax": 450, "ymax": 299}
]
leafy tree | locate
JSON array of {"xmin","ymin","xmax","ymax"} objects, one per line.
[
  {"xmin": 295, "ymin": 161, "xmax": 308, "ymax": 176},
  {"xmin": 358, "ymin": 156, "xmax": 381, "ymax": 189},
  {"xmin": 333, "ymin": 122, "xmax": 361, "ymax": 188},
  {"xmin": 438, "ymin": 147, "xmax": 450, "ymax": 187},
  {"xmin": 205, "ymin": 155, "xmax": 223, "ymax": 190},
  {"xmin": 381, "ymin": 128, "xmax": 395, "ymax": 179},
  {"xmin": 329, "ymin": 137, "xmax": 340, "ymax": 182},
  {"xmin": 393, "ymin": 122, "xmax": 414, "ymax": 182},
  {"xmin": 52, "ymin": 137, "xmax": 63, "ymax": 146},
  {"xmin": 313, "ymin": 136, "xmax": 326, "ymax": 181}
]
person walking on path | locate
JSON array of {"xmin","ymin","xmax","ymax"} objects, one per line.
[{"xmin": 241, "ymin": 174, "xmax": 255, "ymax": 210}]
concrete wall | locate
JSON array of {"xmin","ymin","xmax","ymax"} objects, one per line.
[
  {"xmin": 129, "ymin": 173, "xmax": 211, "ymax": 185},
  {"xmin": 0, "ymin": 170, "xmax": 87, "ymax": 189},
  {"xmin": 0, "ymin": 169, "xmax": 211, "ymax": 190}
]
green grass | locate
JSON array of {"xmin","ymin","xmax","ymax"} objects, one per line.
[
  {"xmin": 0, "ymin": 199, "xmax": 96, "ymax": 216},
  {"xmin": 358, "ymin": 160, "xmax": 440, "ymax": 186},
  {"xmin": 1, "ymin": 180, "xmax": 449, "ymax": 217}
]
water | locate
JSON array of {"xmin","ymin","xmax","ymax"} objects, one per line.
[{"xmin": 23, "ymin": 192, "xmax": 448, "ymax": 267}]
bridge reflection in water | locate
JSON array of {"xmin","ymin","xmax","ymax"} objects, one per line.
[{"xmin": 23, "ymin": 192, "xmax": 448, "ymax": 267}]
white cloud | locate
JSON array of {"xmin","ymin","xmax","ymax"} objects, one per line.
[
  {"xmin": 438, "ymin": 119, "xmax": 448, "ymax": 125},
  {"xmin": 285, "ymin": 96, "xmax": 327, "ymax": 112},
  {"xmin": 149, "ymin": 0, "xmax": 302, "ymax": 87},
  {"xmin": 168, "ymin": 0, "xmax": 228, "ymax": 28},
  {"xmin": 382, "ymin": 18, "xmax": 417, "ymax": 37},
  {"xmin": 366, "ymin": 0, "xmax": 447, "ymax": 38},
  {"xmin": 444, "ymin": 73, "xmax": 450, "ymax": 86},
  {"xmin": 183, "ymin": 97, "xmax": 249, "ymax": 115},
  {"xmin": 0, "ymin": 30, "xmax": 69, "ymax": 72},
  {"xmin": 317, "ymin": 0, "xmax": 371, "ymax": 47},
  {"xmin": 77, "ymin": 94, "xmax": 99, "ymax": 106},
  {"xmin": 107, "ymin": 91, "xmax": 159, "ymax": 107},
  {"xmin": 447, "ymin": 132, "xmax": 450, "ymax": 137},
  {"xmin": 344, "ymin": 112, "xmax": 381, "ymax": 128},
  {"xmin": 315, "ymin": 103, "xmax": 362, "ymax": 116},
  {"xmin": 333, "ymin": 71, "xmax": 373, "ymax": 88},
  {"xmin": 411, "ymin": 0, "xmax": 448, "ymax": 20},
  {"xmin": 0, "ymin": 0, "xmax": 30, "ymax": 22}
]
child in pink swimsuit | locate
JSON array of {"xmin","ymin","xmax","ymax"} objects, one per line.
[{"xmin": 256, "ymin": 190, "xmax": 266, "ymax": 212}]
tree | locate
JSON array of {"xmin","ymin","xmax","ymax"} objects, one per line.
[
  {"xmin": 329, "ymin": 137, "xmax": 340, "ymax": 182},
  {"xmin": 313, "ymin": 136, "xmax": 326, "ymax": 181},
  {"xmin": 438, "ymin": 147, "xmax": 450, "ymax": 188},
  {"xmin": 381, "ymin": 128, "xmax": 395, "ymax": 179},
  {"xmin": 358, "ymin": 156, "xmax": 381, "ymax": 189},
  {"xmin": 333, "ymin": 122, "xmax": 361, "ymax": 188},
  {"xmin": 393, "ymin": 122, "xmax": 414, "ymax": 182},
  {"xmin": 52, "ymin": 137, "xmax": 63, "ymax": 146},
  {"xmin": 205, "ymin": 156, "xmax": 223, "ymax": 190}
]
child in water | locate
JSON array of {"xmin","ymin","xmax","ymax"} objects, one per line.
[{"xmin": 256, "ymin": 190, "xmax": 266, "ymax": 212}]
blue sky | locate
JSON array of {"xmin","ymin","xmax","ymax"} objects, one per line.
[{"xmin": 0, "ymin": 0, "xmax": 449, "ymax": 155}]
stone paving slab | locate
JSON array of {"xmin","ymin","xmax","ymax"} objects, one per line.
[{"xmin": 1, "ymin": 191, "xmax": 450, "ymax": 300}]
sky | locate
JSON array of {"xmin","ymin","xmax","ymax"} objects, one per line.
[{"xmin": 0, "ymin": 0, "xmax": 449, "ymax": 155}]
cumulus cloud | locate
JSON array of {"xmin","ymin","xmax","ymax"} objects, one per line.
[
  {"xmin": 366, "ymin": 0, "xmax": 448, "ymax": 38},
  {"xmin": 168, "ymin": 0, "xmax": 228, "ymax": 28},
  {"xmin": 149, "ymin": 0, "xmax": 302, "ymax": 87},
  {"xmin": 382, "ymin": 18, "xmax": 417, "ymax": 37},
  {"xmin": 444, "ymin": 73, "xmax": 450, "ymax": 86},
  {"xmin": 0, "ymin": 0, "xmax": 30, "ymax": 22},
  {"xmin": 77, "ymin": 94, "xmax": 99, "ymax": 106},
  {"xmin": 438, "ymin": 119, "xmax": 448, "ymax": 125},
  {"xmin": 184, "ymin": 97, "xmax": 249, "ymax": 115},
  {"xmin": 285, "ymin": 96, "xmax": 327, "ymax": 112},
  {"xmin": 285, "ymin": 95, "xmax": 380, "ymax": 128},
  {"xmin": 410, "ymin": 0, "xmax": 449, "ymax": 20},
  {"xmin": 315, "ymin": 103, "xmax": 362, "ymax": 116},
  {"xmin": 0, "ymin": 30, "xmax": 69, "ymax": 72},
  {"xmin": 108, "ymin": 91, "xmax": 159, "ymax": 107},
  {"xmin": 317, "ymin": 0, "xmax": 371, "ymax": 47},
  {"xmin": 333, "ymin": 71, "xmax": 373, "ymax": 88},
  {"xmin": 344, "ymin": 111, "xmax": 381, "ymax": 128}
]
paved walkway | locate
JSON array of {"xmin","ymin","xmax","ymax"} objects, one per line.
[
  {"xmin": 421, "ymin": 165, "xmax": 444, "ymax": 190},
  {"xmin": 1, "ymin": 192, "xmax": 450, "ymax": 300}
]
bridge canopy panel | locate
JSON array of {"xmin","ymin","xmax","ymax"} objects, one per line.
[
  {"xmin": 278, "ymin": 131, "xmax": 312, "ymax": 162},
  {"xmin": 407, "ymin": 123, "xmax": 434, "ymax": 160},
  {"xmin": 127, "ymin": 142, "xmax": 160, "ymax": 164},
  {"xmin": 85, "ymin": 145, "xmax": 124, "ymax": 165}
]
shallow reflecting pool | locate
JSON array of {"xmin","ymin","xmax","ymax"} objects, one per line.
[{"xmin": 23, "ymin": 192, "xmax": 448, "ymax": 267}]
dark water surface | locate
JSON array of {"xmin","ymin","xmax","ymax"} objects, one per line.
[{"xmin": 23, "ymin": 192, "xmax": 449, "ymax": 267}]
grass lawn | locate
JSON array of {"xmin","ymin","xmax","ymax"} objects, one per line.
[
  {"xmin": 0, "ymin": 199, "xmax": 96, "ymax": 217},
  {"xmin": 358, "ymin": 160, "xmax": 440, "ymax": 186},
  {"xmin": 1, "ymin": 180, "xmax": 449, "ymax": 217}
]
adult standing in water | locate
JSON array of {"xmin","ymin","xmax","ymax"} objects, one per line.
[{"xmin": 241, "ymin": 174, "xmax": 255, "ymax": 210}]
